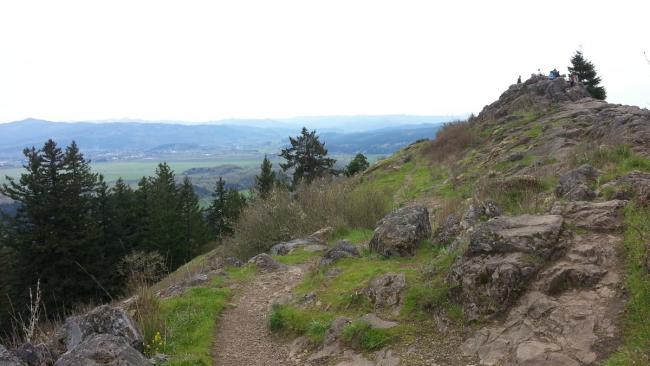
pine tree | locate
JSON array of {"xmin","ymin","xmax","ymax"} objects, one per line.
[
  {"xmin": 177, "ymin": 176, "xmax": 210, "ymax": 261},
  {"xmin": 207, "ymin": 177, "xmax": 246, "ymax": 238},
  {"xmin": 280, "ymin": 127, "xmax": 336, "ymax": 186},
  {"xmin": 110, "ymin": 178, "xmax": 137, "ymax": 251},
  {"xmin": 254, "ymin": 155, "xmax": 276, "ymax": 199},
  {"xmin": 148, "ymin": 162, "xmax": 184, "ymax": 269},
  {"xmin": 207, "ymin": 177, "xmax": 228, "ymax": 237},
  {"xmin": 568, "ymin": 50, "xmax": 606, "ymax": 100},
  {"xmin": 345, "ymin": 153, "xmax": 370, "ymax": 177}
]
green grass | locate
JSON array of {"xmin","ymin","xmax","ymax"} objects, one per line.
[
  {"xmin": 342, "ymin": 321, "xmax": 395, "ymax": 350},
  {"xmin": 603, "ymin": 204, "xmax": 650, "ymax": 365},
  {"xmin": 160, "ymin": 287, "xmax": 231, "ymax": 366},
  {"xmin": 572, "ymin": 145, "xmax": 650, "ymax": 184},
  {"xmin": 268, "ymin": 304, "xmax": 334, "ymax": 343},
  {"xmin": 330, "ymin": 227, "xmax": 374, "ymax": 244},
  {"xmin": 157, "ymin": 264, "xmax": 256, "ymax": 366},
  {"xmin": 274, "ymin": 248, "xmax": 322, "ymax": 265},
  {"xmin": 526, "ymin": 124, "xmax": 543, "ymax": 138}
]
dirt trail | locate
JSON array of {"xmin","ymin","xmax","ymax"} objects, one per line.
[{"xmin": 212, "ymin": 263, "xmax": 308, "ymax": 366}]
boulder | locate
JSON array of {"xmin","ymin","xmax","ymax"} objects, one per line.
[
  {"xmin": 550, "ymin": 200, "xmax": 627, "ymax": 231},
  {"xmin": 555, "ymin": 164, "xmax": 599, "ymax": 201},
  {"xmin": 247, "ymin": 253, "xmax": 283, "ymax": 271},
  {"xmin": 12, "ymin": 343, "xmax": 53, "ymax": 366},
  {"xmin": 320, "ymin": 240, "xmax": 360, "ymax": 266},
  {"xmin": 0, "ymin": 345, "xmax": 25, "ymax": 366},
  {"xmin": 53, "ymin": 305, "xmax": 144, "ymax": 355},
  {"xmin": 365, "ymin": 273, "xmax": 406, "ymax": 310},
  {"xmin": 369, "ymin": 205, "xmax": 431, "ymax": 257},
  {"xmin": 303, "ymin": 244, "xmax": 328, "ymax": 253},
  {"xmin": 467, "ymin": 215, "xmax": 564, "ymax": 259},
  {"xmin": 53, "ymin": 334, "xmax": 151, "ymax": 366},
  {"xmin": 447, "ymin": 252, "xmax": 541, "ymax": 318},
  {"xmin": 600, "ymin": 171, "xmax": 650, "ymax": 205},
  {"xmin": 309, "ymin": 227, "xmax": 334, "ymax": 243}
]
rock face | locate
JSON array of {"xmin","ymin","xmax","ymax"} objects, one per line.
[
  {"xmin": 433, "ymin": 213, "xmax": 461, "ymax": 245},
  {"xmin": 54, "ymin": 334, "xmax": 151, "ymax": 366},
  {"xmin": 461, "ymin": 233, "xmax": 625, "ymax": 366},
  {"xmin": 369, "ymin": 205, "xmax": 431, "ymax": 257},
  {"xmin": 550, "ymin": 200, "xmax": 627, "ymax": 231},
  {"xmin": 13, "ymin": 343, "xmax": 53, "ymax": 366},
  {"xmin": 447, "ymin": 215, "xmax": 564, "ymax": 317},
  {"xmin": 600, "ymin": 171, "xmax": 650, "ymax": 205},
  {"xmin": 320, "ymin": 240, "xmax": 360, "ymax": 266},
  {"xmin": 248, "ymin": 253, "xmax": 284, "ymax": 271},
  {"xmin": 54, "ymin": 305, "xmax": 144, "ymax": 354},
  {"xmin": 555, "ymin": 164, "xmax": 599, "ymax": 201},
  {"xmin": 0, "ymin": 345, "xmax": 25, "ymax": 366},
  {"xmin": 467, "ymin": 215, "xmax": 564, "ymax": 259},
  {"xmin": 365, "ymin": 273, "xmax": 406, "ymax": 311}
]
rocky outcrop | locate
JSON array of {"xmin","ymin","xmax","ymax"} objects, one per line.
[
  {"xmin": 461, "ymin": 232, "xmax": 625, "ymax": 365},
  {"xmin": 0, "ymin": 345, "xmax": 25, "ymax": 366},
  {"xmin": 248, "ymin": 253, "xmax": 284, "ymax": 271},
  {"xmin": 466, "ymin": 215, "xmax": 564, "ymax": 258},
  {"xmin": 320, "ymin": 241, "xmax": 360, "ymax": 266},
  {"xmin": 433, "ymin": 213, "xmax": 461, "ymax": 245},
  {"xmin": 555, "ymin": 164, "xmax": 599, "ymax": 201},
  {"xmin": 365, "ymin": 273, "xmax": 406, "ymax": 311},
  {"xmin": 600, "ymin": 171, "xmax": 650, "ymax": 205},
  {"xmin": 54, "ymin": 334, "xmax": 151, "ymax": 366},
  {"xmin": 270, "ymin": 238, "xmax": 323, "ymax": 256},
  {"xmin": 447, "ymin": 214, "xmax": 564, "ymax": 318},
  {"xmin": 12, "ymin": 343, "xmax": 53, "ymax": 366},
  {"xmin": 550, "ymin": 200, "xmax": 627, "ymax": 231},
  {"xmin": 369, "ymin": 205, "xmax": 431, "ymax": 257}
]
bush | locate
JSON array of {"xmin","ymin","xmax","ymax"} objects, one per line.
[
  {"xmin": 224, "ymin": 179, "xmax": 390, "ymax": 259},
  {"xmin": 423, "ymin": 121, "xmax": 478, "ymax": 163},
  {"xmin": 342, "ymin": 321, "xmax": 392, "ymax": 350}
]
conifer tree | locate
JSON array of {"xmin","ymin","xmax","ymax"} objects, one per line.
[
  {"xmin": 280, "ymin": 127, "xmax": 336, "ymax": 186},
  {"xmin": 148, "ymin": 162, "xmax": 184, "ymax": 269},
  {"xmin": 207, "ymin": 177, "xmax": 246, "ymax": 238},
  {"xmin": 568, "ymin": 50, "xmax": 606, "ymax": 100},
  {"xmin": 254, "ymin": 155, "xmax": 276, "ymax": 199},
  {"xmin": 345, "ymin": 153, "xmax": 370, "ymax": 177},
  {"xmin": 177, "ymin": 176, "xmax": 210, "ymax": 260}
]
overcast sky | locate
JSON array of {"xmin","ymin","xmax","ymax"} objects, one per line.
[{"xmin": 0, "ymin": 0, "xmax": 648, "ymax": 123}]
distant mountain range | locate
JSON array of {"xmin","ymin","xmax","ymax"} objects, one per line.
[{"xmin": 0, "ymin": 116, "xmax": 457, "ymax": 164}]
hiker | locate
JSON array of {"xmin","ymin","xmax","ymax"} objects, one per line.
[
  {"xmin": 570, "ymin": 73, "xmax": 577, "ymax": 87},
  {"xmin": 549, "ymin": 70, "xmax": 556, "ymax": 80},
  {"xmin": 517, "ymin": 75, "xmax": 522, "ymax": 84}
]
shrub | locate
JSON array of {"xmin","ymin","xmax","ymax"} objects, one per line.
[
  {"xmin": 225, "ymin": 179, "xmax": 389, "ymax": 259},
  {"xmin": 423, "ymin": 121, "xmax": 478, "ymax": 163},
  {"xmin": 342, "ymin": 321, "xmax": 392, "ymax": 350}
]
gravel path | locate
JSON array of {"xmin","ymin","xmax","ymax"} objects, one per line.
[{"xmin": 212, "ymin": 263, "xmax": 308, "ymax": 366}]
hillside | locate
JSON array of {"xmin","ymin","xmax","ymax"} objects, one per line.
[{"xmin": 2, "ymin": 76, "xmax": 649, "ymax": 366}]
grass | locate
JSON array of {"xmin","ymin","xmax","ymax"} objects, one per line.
[
  {"xmin": 330, "ymin": 227, "xmax": 374, "ymax": 244},
  {"xmin": 572, "ymin": 145, "xmax": 650, "ymax": 184},
  {"xmin": 526, "ymin": 124, "xmax": 543, "ymax": 138},
  {"xmin": 341, "ymin": 321, "xmax": 395, "ymax": 350},
  {"xmin": 603, "ymin": 204, "xmax": 650, "ymax": 365},
  {"xmin": 155, "ymin": 264, "xmax": 256, "ymax": 366},
  {"xmin": 273, "ymin": 248, "xmax": 322, "ymax": 265},
  {"xmin": 268, "ymin": 305, "xmax": 334, "ymax": 343}
]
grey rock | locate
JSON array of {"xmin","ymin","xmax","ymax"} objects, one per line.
[
  {"xmin": 467, "ymin": 215, "xmax": 564, "ymax": 259},
  {"xmin": 555, "ymin": 164, "xmax": 599, "ymax": 201},
  {"xmin": 365, "ymin": 273, "xmax": 406, "ymax": 310},
  {"xmin": 600, "ymin": 171, "xmax": 650, "ymax": 205},
  {"xmin": 0, "ymin": 345, "xmax": 25, "ymax": 366},
  {"xmin": 370, "ymin": 205, "xmax": 431, "ymax": 257},
  {"xmin": 13, "ymin": 343, "xmax": 53, "ymax": 366},
  {"xmin": 247, "ymin": 253, "xmax": 283, "ymax": 271},
  {"xmin": 270, "ymin": 238, "xmax": 321, "ymax": 255},
  {"xmin": 433, "ymin": 213, "xmax": 461, "ymax": 245},
  {"xmin": 324, "ymin": 317, "xmax": 351, "ymax": 345},
  {"xmin": 359, "ymin": 314, "xmax": 398, "ymax": 329},
  {"xmin": 54, "ymin": 334, "xmax": 152, "ymax": 366},
  {"xmin": 303, "ymin": 244, "xmax": 328, "ymax": 253},
  {"xmin": 320, "ymin": 240, "xmax": 360, "ymax": 266},
  {"xmin": 550, "ymin": 200, "xmax": 627, "ymax": 231},
  {"xmin": 53, "ymin": 305, "xmax": 144, "ymax": 355}
]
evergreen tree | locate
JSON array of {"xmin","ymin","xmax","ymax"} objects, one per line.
[
  {"xmin": 345, "ymin": 153, "xmax": 370, "ymax": 177},
  {"xmin": 279, "ymin": 127, "xmax": 336, "ymax": 186},
  {"xmin": 147, "ymin": 163, "xmax": 184, "ymax": 269},
  {"xmin": 110, "ymin": 178, "xmax": 137, "ymax": 252},
  {"xmin": 0, "ymin": 140, "xmax": 105, "ymax": 316},
  {"xmin": 133, "ymin": 176, "xmax": 153, "ymax": 250},
  {"xmin": 207, "ymin": 177, "xmax": 228, "ymax": 237},
  {"xmin": 207, "ymin": 177, "xmax": 246, "ymax": 238},
  {"xmin": 568, "ymin": 50, "xmax": 606, "ymax": 100},
  {"xmin": 177, "ymin": 176, "xmax": 210, "ymax": 261},
  {"xmin": 254, "ymin": 155, "xmax": 276, "ymax": 199}
]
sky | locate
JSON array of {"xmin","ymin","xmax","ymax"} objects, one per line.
[{"xmin": 0, "ymin": 0, "xmax": 648, "ymax": 123}]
